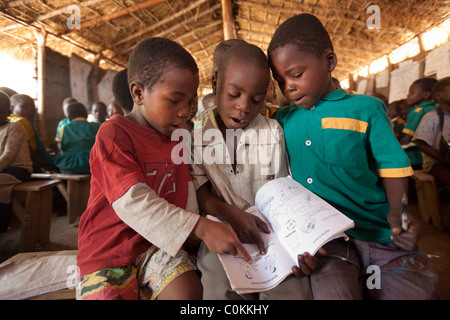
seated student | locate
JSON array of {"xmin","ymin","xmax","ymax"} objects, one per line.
[
  {"xmin": 191, "ymin": 42, "xmax": 312, "ymax": 300},
  {"xmin": 185, "ymin": 96, "xmax": 198, "ymax": 132},
  {"xmin": 0, "ymin": 87, "xmax": 18, "ymax": 97},
  {"xmin": 391, "ymin": 99, "xmax": 412, "ymax": 140},
  {"xmin": 107, "ymin": 101, "xmax": 124, "ymax": 119},
  {"xmin": 260, "ymin": 76, "xmax": 279, "ymax": 118},
  {"xmin": 268, "ymin": 13, "xmax": 439, "ymax": 300},
  {"xmin": 401, "ymin": 78, "xmax": 438, "ymax": 169},
  {"xmin": 0, "ymin": 91, "xmax": 32, "ymax": 232},
  {"xmin": 8, "ymin": 94, "xmax": 57, "ymax": 173},
  {"xmin": 89, "ymin": 101, "xmax": 108, "ymax": 124},
  {"xmin": 54, "ymin": 102, "xmax": 100, "ymax": 174},
  {"xmin": 112, "ymin": 68, "xmax": 134, "ymax": 115},
  {"xmin": 371, "ymin": 92, "xmax": 389, "ymax": 109},
  {"xmin": 413, "ymin": 76, "xmax": 450, "ymax": 192},
  {"xmin": 55, "ymin": 97, "xmax": 78, "ymax": 145},
  {"xmin": 77, "ymin": 37, "xmax": 250, "ymax": 300}
]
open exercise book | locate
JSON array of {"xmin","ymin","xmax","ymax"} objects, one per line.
[{"xmin": 211, "ymin": 176, "xmax": 354, "ymax": 294}]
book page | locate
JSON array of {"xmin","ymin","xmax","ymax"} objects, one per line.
[
  {"xmin": 255, "ymin": 176, "xmax": 354, "ymax": 260},
  {"xmin": 208, "ymin": 208, "xmax": 295, "ymax": 294}
]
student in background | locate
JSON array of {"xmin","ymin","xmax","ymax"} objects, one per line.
[
  {"xmin": 413, "ymin": 76, "xmax": 450, "ymax": 192},
  {"xmin": 89, "ymin": 101, "xmax": 108, "ymax": 124},
  {"xmin": 0, "ymin": 91, "xmax": 32, "ymax": 232},
  {"xmin": 55, "ymin": 97, "xmax": 77, "ymax": 145},
  {"xmin": 371, "ymin": 92, "xmax": 389, "ymax": 109},
  {"xmin": 77, "ymin": 37, "xmax": 250, "ymax": 300},
  {"xmin": 112, "ymin": 68, "xmax": 134, "ymax": 115},
  {"xmin": 191, "ymin": 41, "xmax": 312, "ymax": 300},
  {"xmin": 401, "ymin": 77, "xmax": 438, "ymax": 169},
  {"xmin": 268, "ymin": 13, "xmax": 439, "ymax": 300},
  {"xmin": 185, "ymin": 96, "xmax": 198, "ymax": 131},
  {"xmin": 8, "ymin": 94, "xmax": 56, "ymax": 173},
  {"xmin": 260, "ymin": 76, "xmax": 279, "ymax": 118},
  {"xmin": 107, "ymin": 101, "xmax": 125, "ymax": 119},
  {"xmin": 391, "ymin": 99, "xmax": 412, "ymax": 140},
  {"xmin": 54, "ymin": 102, "xmax": 100, "ymax": 174}
]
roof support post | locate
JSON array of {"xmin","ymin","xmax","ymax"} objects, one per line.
[
  {"xmin": 221, "ymin": 0, "xmax": 237, "ymax": 39},
  {"xmin": 33, "ymin": 28, "xmax": 49, "ymax": 144}
]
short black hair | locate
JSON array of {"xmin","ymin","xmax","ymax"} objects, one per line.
[
  {"xmin": 10, "ymin": 94, "xmax": 34, "ymax": 106},
  {"xmin": 212, "ymin": 39, "xmax": 247, "ymax": 72},
  {"xmin": 431, "ymin": 76, "xmax": 450, "ymax": 101},
  {"xmin": 218, "ymin": 42, "xmax": 270, "ymax": 79},
  {"xmin": 268, "ymin": 13, "xmax": 333, "ymax": 59},
  {"xmin": 67, "ymin": 102, "xmax": 88, "ymax": 120},
  {"xmin": 0, "ymin": 91, "xmax": 10, "ymax": 110},
  {"xmin": 0, "ymin": 87, "xmax": 18, "ymax": 97},
  {"xmin": 91, "ymin": 101, "xmax": 107, "ymax": 112},
  {"xmin": 112, "ymin": 68, "xmax": 133, "ymax": 112},
  {"xmin": 411, "ymin": 77, "xmax": 438, "ymax": 93},
  {"xmin": 128, "ymin": 37, "xmax": 198, "ymax": 90}
]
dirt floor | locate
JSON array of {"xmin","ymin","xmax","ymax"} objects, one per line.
[{"xmin": 0, "ymin": 190, "xmax": 449, "ymax": 300}]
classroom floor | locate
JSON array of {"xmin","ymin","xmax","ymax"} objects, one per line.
[{"xmin": 0, "ymin": 191, "xmax": 449, "ymax": 300}]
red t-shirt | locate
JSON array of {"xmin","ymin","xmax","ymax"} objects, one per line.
[{"xmin": 77, "ymin": 115, "xmax": 190, "ymax": 275}]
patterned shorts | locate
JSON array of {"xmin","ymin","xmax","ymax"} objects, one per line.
[{"xmin": 78, "ymin": 247, "xmax": 197, "ymax": 300}]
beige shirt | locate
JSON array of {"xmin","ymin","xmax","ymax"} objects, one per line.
[
  {"xmin": 190, "ymin": 106, "xmax": 289, "ymax": 210},
  {"xmin": 413, "ymin": 109, "xmax": 450, "ymax": 173},
  {"xmin": 0, "ymin": 122, "xmax": 32, "ymax": 173}
]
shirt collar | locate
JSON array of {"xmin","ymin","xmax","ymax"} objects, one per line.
[{"xmin": 321, "ymin": 88, "xmax": 347, "ymax": 101}]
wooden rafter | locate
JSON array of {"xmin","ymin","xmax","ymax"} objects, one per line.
[{"xmin": 58, "ymin": 0, "xmax": 166, "ymax": 35}]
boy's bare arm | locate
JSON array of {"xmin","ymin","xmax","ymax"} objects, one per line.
[
  {"xmin": 415, "ymin": 139, "xmax": 445, "ymax": 162},
  {"xmin": 383, "ymin": 177, "xmax": 420, "ymax": 251},
  {"xmin": 197, "ymin": 182, "xmax": 270, "ymax": 254}
]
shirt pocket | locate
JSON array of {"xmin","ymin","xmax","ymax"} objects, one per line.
[{"xmin": 322, "ymin": 117, "xmax": 368, "ymax": 169}]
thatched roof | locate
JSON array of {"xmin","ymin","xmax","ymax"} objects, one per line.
[{"xmin": 0, "ymin": 0, "xmax": 449, "ymax": 93}]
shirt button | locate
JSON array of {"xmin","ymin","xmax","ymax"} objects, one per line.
[
  {"xmin": 305, "ymin": 140, "xmax": 312, "ymax": 146},
  {"xmin": 307, "ymin": 177, "xmax": 313, "ymax": 184}
]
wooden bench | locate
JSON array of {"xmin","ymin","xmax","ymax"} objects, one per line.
[
  {"xmin": 12, "ymin": 179, "xmax": 61, "ymax": 252},
  {"xmin": 31, "ymin": 173, "xmax": 91, "ymax": 224},
  {"xmin": 412, "ymin": 170, "xmax": 443, "ymax": 230}
]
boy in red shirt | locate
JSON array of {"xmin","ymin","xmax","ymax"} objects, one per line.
[{"xmin": 77, "ymin": 37, "xmax": 250, "ymax": 300}]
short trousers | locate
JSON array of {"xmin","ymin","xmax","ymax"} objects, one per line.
[{"xmin": 77, "ymin": 246, "xmax": 197, "ymax": 300}]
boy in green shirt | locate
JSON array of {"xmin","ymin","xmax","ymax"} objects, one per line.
[
  {"xmin": 401, "ymin": 78, "xmax": 438, "ymax": 169},
  {"xmin": 268, "ymin": 13, "xmax": 439, "ymax": 299}
]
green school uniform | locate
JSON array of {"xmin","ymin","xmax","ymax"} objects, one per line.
[
  {"xmin": 55, "ymin": 117, "xmax": 100, "ymax": 174},
  {"xmin": 402, "ymin": 101, "xmax": 438, "ymax": 167},
  {"xmin": 55, "ymin": 117, "xmax": 70, "ymax": 142},
  {"xmin": 275, "ymin": 88, "xmax": 413, "ymax": 244}
]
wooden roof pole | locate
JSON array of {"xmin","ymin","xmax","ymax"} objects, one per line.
[
  {"xmin": 33, "ymin": 28, "xmax": 49, "ymax": 144},
  {"xmin": 221, "ymin": 0, "xmax": 237, "ymax": 40},
  {"xmin": 58, "ymin": 0, "xmax": 165, "ymax": 35}
]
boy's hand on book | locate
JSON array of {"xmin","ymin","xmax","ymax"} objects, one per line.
[
  {"xmin": 229, "ymin": 209, "xmax": 271, "ymax": 255},
  {"xmin": 193, "ymin": 216, "xmax": 252, "ymax": 263},
  {"xmin": 292, "ymin": 248, "xmax": 327, "ymax": 277}
]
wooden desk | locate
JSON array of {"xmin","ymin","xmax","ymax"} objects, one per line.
[
  {"xmin": 31, "ymin": 173, "xmax": 91, "ymax": 223},
  {"xmin": 12, "ymin": 180, "xmax": 61, "ymax": 252}
]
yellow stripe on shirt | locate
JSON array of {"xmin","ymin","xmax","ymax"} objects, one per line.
[
  {"xmin": 402, "ymin": 127, "xmax": 415, "ymax": 136},
  {"xmin": 377, "ymin": 166, "xmax": 414, "ymax": 178},
  {"xmin": 322, "ymin": 117, "xmax": 368, "ymax": 133}
]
